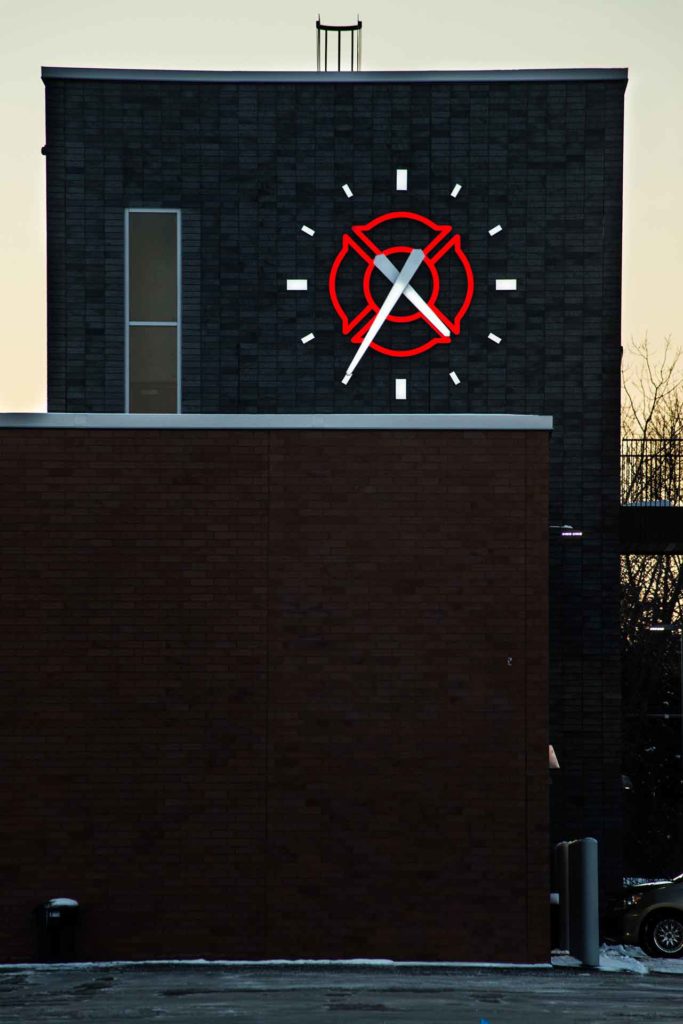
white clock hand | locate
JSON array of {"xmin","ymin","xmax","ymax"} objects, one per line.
[
  {"xmin": 342, "ymin": 248, "xmax": 424, "ymax": 385},
  {"xmin": 374, "ymin": 253, "xmax": 451, "ymax": 337}
]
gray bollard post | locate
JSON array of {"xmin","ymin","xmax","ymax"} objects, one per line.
[
  {"xmin": 555, "ymin": 841, "xmax": 570, "ymax": 951},
  {"xmin": 568, "ymin": 837, "xmax": 599, "ymax": 967}
]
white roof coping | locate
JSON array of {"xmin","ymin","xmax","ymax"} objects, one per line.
[
  {"xmin": 0, "ymin": 413, "xmax": 552, "ymax": 431},
  {"xmin": 41, "ymin": 67, "xmax": 627, "ymax": 84}
]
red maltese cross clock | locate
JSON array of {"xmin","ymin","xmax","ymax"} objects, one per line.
[{"xmin": 287, "ymin": 170, "xmax": 518, "ymax": 400}]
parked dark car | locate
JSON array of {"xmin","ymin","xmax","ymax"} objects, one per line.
[{"xmin": 610, "ymin": 875, "xmax": 683, "ymax": 957}]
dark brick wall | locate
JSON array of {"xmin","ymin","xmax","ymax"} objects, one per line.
[
  {"xmin": 0, "ymin": 427, "xmax": 548, "ymax": 962},
  {"xmin": 42, "ymin": 72, "xmax": 624, "ymax": 891},
  {"xmin": 44, "ymin": 77, "xmax": 624, "ymax": 421}
]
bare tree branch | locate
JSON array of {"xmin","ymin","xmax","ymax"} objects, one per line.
[{"xmin": 621, "ymin": 336, "xmax": 683, "ymax": 875}]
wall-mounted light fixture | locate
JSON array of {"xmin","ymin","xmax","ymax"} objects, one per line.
[{"xmin": 550, "ymin": 523, "xmax": 583, "ymax": 538}]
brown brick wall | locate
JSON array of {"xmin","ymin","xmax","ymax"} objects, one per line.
[{"xmin": 0, "ymin": 428, "xmax": 548, "ymax": 962}]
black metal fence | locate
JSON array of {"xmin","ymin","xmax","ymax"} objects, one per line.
[{"xmin": 621, "ymin": 438, "xmax": 683, "ymax": 506}]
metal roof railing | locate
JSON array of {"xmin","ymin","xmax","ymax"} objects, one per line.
[
  {"xmin": 316, "ymin": 17, "xmax": 362, "ymax": 71},
  {"xmin": 622, "ymin": 438, "xmax": 683, "ymax": 507}
]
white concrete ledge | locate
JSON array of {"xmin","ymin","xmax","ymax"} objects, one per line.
[{"xmin": 0, "ymin": 413, "xmax": 553, "ymax": 431}]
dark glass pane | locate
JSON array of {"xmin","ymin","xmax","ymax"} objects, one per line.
[
  {"xmin": 129, "ymin": 212, "xmax": 177, "ymax": 322},
  {"xmin": 129, "ymin": 326, "xmax": 177, "ymax": 413}
]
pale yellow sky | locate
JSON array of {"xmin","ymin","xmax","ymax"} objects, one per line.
[{"xmin": 1, "ymin": 0, "xmax": 681, "ymax": 410}]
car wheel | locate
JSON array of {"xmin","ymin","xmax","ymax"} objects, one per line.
[{"xmin": 641, "ymin": 911, "xmax": 683, "ymax": 958}]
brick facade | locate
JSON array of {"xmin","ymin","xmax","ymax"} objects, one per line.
[
  {"xmin": 42, "ymin": 69, "xmax": 626, "ymax": 893},
  {"xmin": 0, "ymin": 425, "xmax": 548, "ymax": 962}
]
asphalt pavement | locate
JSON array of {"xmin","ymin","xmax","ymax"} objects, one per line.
[{"xmin": 1, "ymin": 962, "xmax": 682, "ymax": 1024}]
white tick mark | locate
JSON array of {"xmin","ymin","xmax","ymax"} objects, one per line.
[
  {"xmin": 395, "ymin": 378, "xmax": 407, "ymax": 400},
  {"xmin": 396, "ymin": 169, "xmax": 408, "ymax": 191},
  {"xmin": 301, "ymin": 225, "xmax": 315, "ymax": 237},
  {"xmin": 488, "ymin": 332, "xmax": 502, "ymax": 344},
  {"xmin": 449, "ymin": 371, "xmax": 461, "ymax": 386},
  {"xmin": 489, "ymin": 225, "xmax": 503, "ymax": 236},
  {"xmin": 450, "ymin": 184, "xmax": 462, "ymax": 198},
  {"xmin": 287, "ymin": 279, "xmax": 308, "ymax": 291},
  {"xmin": 301, "ymin": 333, "xmax": 315, "ymax": 344},
  {"xmin": 342, "ymin": 183, "xmax": 353, "ymax": 198},
  {"xmin": 495, "ymin": 279, "xmax": 517, "ymax": 291}
]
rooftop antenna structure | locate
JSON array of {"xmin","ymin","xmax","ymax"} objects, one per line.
[{"xmin": 316, "ymin": 16, "xmax": 362, "ymax": 71}]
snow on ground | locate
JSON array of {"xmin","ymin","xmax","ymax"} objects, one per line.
[
  {"xmin": 0, "ymin": 958, "xmax": 552, "ymax": 971},
  {"xmin": 635, "ymin": 955, "xmax": 683, "ymax": 974},
  {"xmin": 2, "ymin": 949, "xmax": 683, "ymax": 974},
  {"xmin": 597, "ymin": 944, "xmax": 683, "ymax": 974},
  {"xmin": 528, "ymin": 946, "xmax": 683, "ymax": 975},
  {"xmin": 598, "ymin": 945, "xmax": 649, "ymax": 974},
  {"xmin": 551, "ymin": 953, "xmax": 583, "ymax": 968},
  {"xmin": 623, "ymin": 877, "xmax": 670, "ymax": 886}
]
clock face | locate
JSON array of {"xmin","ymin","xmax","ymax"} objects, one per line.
[{"xmin": 287, "ymin": 169, "xmax": 518, "ymax": 400}]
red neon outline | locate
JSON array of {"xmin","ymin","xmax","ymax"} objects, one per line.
[
  {"xmin": 351, "ymin": 210, "xmax": 452, "ymax": 258},
  {"xmin": 328, "ymin": 212, "xmax": 475, "ymax": 357},
  {"xmin": 328, "ymin": 233, "xmax": 374, "ymax": 335}
]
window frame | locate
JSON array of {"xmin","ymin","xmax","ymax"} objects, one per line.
[{"xmin": 124, "ymin": 208, "xmax": 182, "ymax": 413}]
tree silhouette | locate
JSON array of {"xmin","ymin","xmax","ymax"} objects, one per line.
[{"xmin": 621, "ymin": 337, "xmax": 683, "ymax": 877}]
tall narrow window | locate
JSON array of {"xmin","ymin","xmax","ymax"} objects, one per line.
[{"xmin": 126, "ymin": 210, "xmax": 181, "ymax": 412}]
